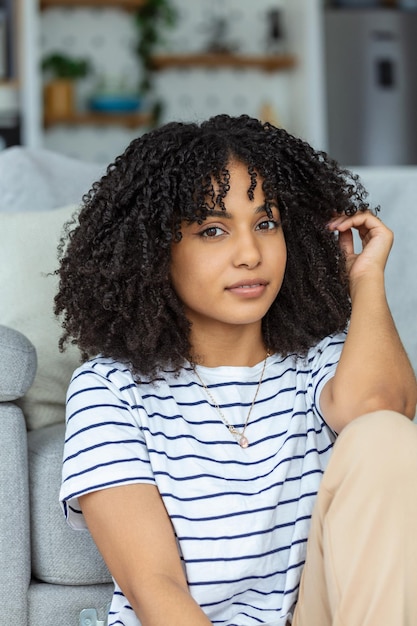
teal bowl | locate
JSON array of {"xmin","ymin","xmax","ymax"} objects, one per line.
[{"xmin": 89, "ymin": 94, "xmax": 142, "ymax": 113}]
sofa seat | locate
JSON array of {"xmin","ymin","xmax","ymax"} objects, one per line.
[
  {"xmin": 27, "ymin": 422, "xmax": 114, "ymax": 625},
  {"xmin": 28, "ymin": 422, "xmax": 111, "ymax": 586},
  {"xmin": 28, "ymin": 581, "xmax": 113, "ymax": 626}
]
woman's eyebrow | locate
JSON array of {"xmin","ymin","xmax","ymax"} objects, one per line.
[
  {"xmin": 255, "ymin": 202, "xmax": 279, "ymax": 215},
  {"xmin": 206, "ymin": 209, "xmax": 233, "ymax": 219}
]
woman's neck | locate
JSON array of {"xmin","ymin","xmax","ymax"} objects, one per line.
[{"xmin": 189, "ymin": 325, "xmax": 268, "ymax": 368}]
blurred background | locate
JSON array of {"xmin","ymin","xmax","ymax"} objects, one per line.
[{"xmin": 1, "ymin": 0, "xmax": 417, "ymax": 165}]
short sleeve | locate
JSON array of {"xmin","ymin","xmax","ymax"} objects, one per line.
[
  {"xmin": 59, "ymin": 359, "xmax": 156, "ymax": 530},
  {"xmin": 306, "ymin": 331, "xmax": 346, "ymax": 422}
]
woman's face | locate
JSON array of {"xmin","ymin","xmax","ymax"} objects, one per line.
[{"xmin": 170, "ymin": 161, "xmax": 287, "ymax": 341}]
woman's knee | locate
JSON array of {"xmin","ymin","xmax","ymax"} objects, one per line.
[
  {"xmin": 326, "ymin": 410, "xmax": 417, "ymax": 488},
  {"xmin": 338, "ymin": 409, "xmax": 414, "ymax": 447}
]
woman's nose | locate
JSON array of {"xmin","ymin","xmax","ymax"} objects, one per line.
[{"xmin": 232, "ymin": 232, "xmax": 262, "ymax": 269}]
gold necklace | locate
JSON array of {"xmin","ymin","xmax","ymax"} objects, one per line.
[{"xmin": 193, "ymin": 351, "xmax": 270, "ymax": 448}]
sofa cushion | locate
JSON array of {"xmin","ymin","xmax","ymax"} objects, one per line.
[
  {"xmin": 28, "ymin": 423, "xmax": 111, "ymax": 585},
  {"xmin": 0, "ymin": 146, "xmax": 104, "ymax": 214},
  {"xmin": 0, "ymin": 204, "xmax": 81, "ymax": 429}
]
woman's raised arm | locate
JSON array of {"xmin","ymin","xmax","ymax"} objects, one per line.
[{"xmin": 321, "ymin": 211, "xmax": 417, "ymax": 432}]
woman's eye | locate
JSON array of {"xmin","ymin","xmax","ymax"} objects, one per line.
[
  {"xmin": 257, "ymin": 219, "xmax": 280, "ymax": 231},
  {"xmin": 200, "ymin": 226, "xmax": 225, "ymax": 238}
]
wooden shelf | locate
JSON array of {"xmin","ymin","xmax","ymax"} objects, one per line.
[
  {"xmin": 151, "ymin": 53, "xmax": 296, "ymax": 72},
  {"xmin": 44, "ymin": 110, "xmax": 153, "ymax": 129},
  {"xmin": 0, "ymin": 79, "xmax": 19, "ymax": 87},
  {"xmin": 40, "ymin": 0, "xmax": 146, "ymax": 10}
]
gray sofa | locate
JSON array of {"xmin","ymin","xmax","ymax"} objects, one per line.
[
  {"xmin": 0, "ymin": 147, "xmax": 416, "ymax": 626},
  {"xmin": 0, "ymin": 327, "xmax": 113, "ymax": 626}
]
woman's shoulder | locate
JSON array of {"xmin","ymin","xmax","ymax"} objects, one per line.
[
  {"xmin": 69, "ymin": 355, "xmax": 188, "ymax": 395},
  {"xmin": 300, "ymin": 330, "xmax": 347, "ymax": 376},
  {"xmin": 307, "ymin": 331, "xmax": 347, "ymax": 357},
  {"xmin": 70, "ymin": 355, "xmax": 135, "ymax": 386}
]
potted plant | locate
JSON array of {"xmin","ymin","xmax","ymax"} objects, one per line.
[
  {"xmin": 41, "ymin": 52, "xmax": 91, "ymax": 120},
  {"xmin": 134, "ymin": 0, "xmax": 177, "ymax": 123}
]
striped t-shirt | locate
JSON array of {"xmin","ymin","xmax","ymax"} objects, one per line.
[{"xmin": 60, "ymin": 332, "xmax": 345, "ymax": 626}]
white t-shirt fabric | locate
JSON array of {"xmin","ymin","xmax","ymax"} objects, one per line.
[{"xmin": 60, "ymin": 332, "xmax": 346, "ymax": 626}]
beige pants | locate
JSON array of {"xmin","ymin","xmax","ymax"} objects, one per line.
[{"xmin": 292, "ymin": 410, "xmax": 417, "ymax": 626}]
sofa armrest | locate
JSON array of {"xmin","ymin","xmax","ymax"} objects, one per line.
[
  {"xmin": 0, "ymin": 327, "xmax": 34, "ymax": 619},
  {"xmin": 0, "ymin": 404, "xmax": 30, "ymax": 623},
  {"xmin": 0, "ymin": 325, "xmax": 37, "ymax": 402}
]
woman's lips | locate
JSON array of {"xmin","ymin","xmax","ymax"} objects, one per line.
[{"xmin": 226, "ymin": 280, "xmax": 268, "ymax": 297}]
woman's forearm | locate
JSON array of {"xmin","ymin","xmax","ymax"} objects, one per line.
[
  {"xmin": 127, "ymin": 574, "xmax": 213, "ymax": 626},
  {"xmin": 323, "ymin": 269, "xmax": 417, "ymax": 431}
]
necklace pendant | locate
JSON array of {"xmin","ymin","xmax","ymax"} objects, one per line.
[
  {"xmin": 194, "ymin": 349, "xmax": 269, "ymax": 449},
  {"xmin": 239, "ymin": 435, "xmax": 249, "ymax": 449}
]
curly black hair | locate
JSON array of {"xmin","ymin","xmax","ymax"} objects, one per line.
[{"xmin": 55, "ymin": 114, "xmax": 372, "ymax": 377}]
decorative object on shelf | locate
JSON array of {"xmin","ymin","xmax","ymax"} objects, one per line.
[
  {"xmin": 41, "ymin": 53, "xmax": 90, "ymax": 80},
  {"xmin": 88, "ymin": 75, "xmax": 142, "ymax": 114},
  {"xmin": 265, "ymin": 9, "xmax": 285, "ymax": 55},
  {"xmin": 203, "ymin": 16, "xmax": 239, "ymax": 54},
  {"xmin": 0, "ymin": 81, "xmax": 20, "ymax": 149},
  {"xmin": 133, "ymin": 0, "xmax": 178, "ymax": 123},
  {"xmin": 41, "ymin": 52, "xmax": 91, "ymax": 120},
  {"xmin": 259, "ymin": 102, "xmax": 280, "ymax": 128},
  {"xmin": 89, "ymin": 94, "xmax": 142, "ymax": 113}
]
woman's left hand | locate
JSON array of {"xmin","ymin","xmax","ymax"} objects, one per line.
[{"xmin": 327, "ymin": 210, "xmax": 393, "ymax": 282}]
